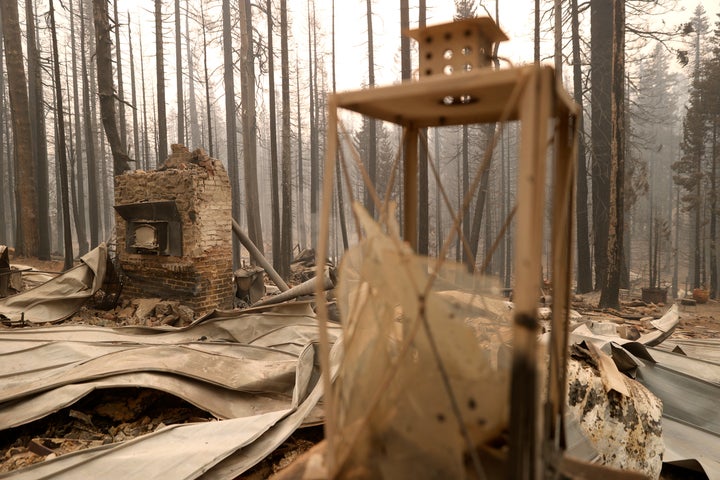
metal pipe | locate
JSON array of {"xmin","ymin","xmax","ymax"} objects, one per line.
[
  {"xmin": 252, "ymin": 267, "xmax": 335, "ymax": 307},
  {"xmin": 231, "ymin": 219, "xmax": 289, "ymax": 292}
]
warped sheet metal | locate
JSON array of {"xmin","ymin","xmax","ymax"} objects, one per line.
[
  {"xmin": 0, "ymin": 372, "xmax": 292, "ymax": 431},
  {"xmin": 0, "ymin": 244, "xmax": 107, "ymax": 324},
  {"xmin": 1, "ymin": 342, "xmax": 299, "ymax": 402},
  {"xmin": 575, "ymin": 338, "xmax": 720, "ymax": 479},
  {"xmin": 3, "ymin": 410, "xmax": 291, "ymax": 480},
  {"xmin": 658, "ymin": 338, "xmax": 720, "ymax": 366},
  {"xmin": 634, "ymin": 361, "xmax": 720, "ymax": 436},
  {"xmin": 0, "ymin": 310, "xmax": 335, "ymax": 354},
  {"xmin": 0, "ymin": 342, "xmax": 334, "ymax": 480},
  {"xmin": 571, "ymin": 304, "xmax": 679, "ymax": 347},
  {"xmin": 663, "ymin": 417, "xmax": 720, "ymax": 479},
  {"xmin": 0, "ymin": 311, "xmax": 341, "ymax": 479}
]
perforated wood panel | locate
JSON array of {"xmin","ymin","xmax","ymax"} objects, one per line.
[{"xmin": 406, "ymin": 17, "xmax": 508, "ymax": 79}]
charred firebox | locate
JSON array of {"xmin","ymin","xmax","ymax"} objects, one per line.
[{"xmin": 114, "ymin": 145, "xmax": 234, "ymax": 314}]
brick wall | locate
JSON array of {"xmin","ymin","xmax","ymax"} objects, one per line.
[{"xmin": 115, "ymin": 146, "xmax": 234, "ymax": 315}]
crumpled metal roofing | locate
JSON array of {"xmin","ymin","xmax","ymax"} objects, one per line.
[
  {"xmin": 0, "ymin": 244, "xmax": 107, "ymax": 324},
  {"xmin": 572, "ymin": 332, "xmax": 720, "ymax": 479},
  {"xmin": 0, "ymin": 306, "xmax": 342, "ymax": 479}
]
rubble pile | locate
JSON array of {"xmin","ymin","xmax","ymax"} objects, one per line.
[
  {"xmin": 0, "ymin": 389, "xmax": 213, "ymax": 473},
  {"xmin": 73, "ymin": 298, "xmax": 195, "ymax": 328}
]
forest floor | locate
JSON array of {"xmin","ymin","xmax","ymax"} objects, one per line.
[{"xmin": 0, "ymin": 257, "xmax": 719, "ymax": 476}]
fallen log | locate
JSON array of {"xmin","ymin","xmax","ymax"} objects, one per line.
[{"xmin": 231, "ymin": 219, "xmax": 289, "ymax": 292}]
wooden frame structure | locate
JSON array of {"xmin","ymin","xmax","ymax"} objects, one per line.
[{"xmin": 316, "ymin": 25, "xmax": 579, "ymax": 479}]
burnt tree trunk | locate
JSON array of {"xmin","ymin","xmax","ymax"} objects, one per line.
[
  {"xmin": 280, "ymin": 0, "xmax": 294, "ymax": 276},
  {"xmin": 591, "ymin": 0, "xmax": 613, "ymax": 292},
  {"xmin": 1, "ymin": 0, "xmax": 39, "ymax": 257},
  {"xmin": 155, "ymin": 0, "xmax": 168, "ymax": 163},
  {"xmin": 113, "ymin": 0, "xmax": 127, "ymax": 151},
  {"xmin": 364, "ymin": 0, "xmax": 377, "ymax": 219},
  {"xmin": 93, "ymin": 0, "xmax": 132, "ymax": 175},
  {"xmin": 222, "ymin": 0, "xmax": 241, "ymax": 267},
  {"xmin": 49, "ymin": 0, "xmax": 74, "ymax": 270},
  {"xmin": 201, "ymin": 4, "xmax": 214, "ymax": 157},
  {"xmin": 239, "ymin": 0, "xmax": 264, "ymax": 255},
  {"xmin": 599, "ymin": 0, "xmax": 625, "ymax": 309},
  {"xmin": 175, "ymin": 0, "xmax": 184, "ymax": 145},
  {"xmin": 70, "ymin": 0, "xmax": 89, "ymax": 254},
  {"xmin": 572, "ymin": 0, "xmax": 592, "ymax": 293},
  {"xmin": 25, "ymin": 0, "xmax": 50, "ymax": 260},
  {"xmin": 267, "ymin": 0, "xmax": 281, "ymax": 274},
  {"xmin": 81, "ymin": 0, "xmax": 100, "ymax": 247}
]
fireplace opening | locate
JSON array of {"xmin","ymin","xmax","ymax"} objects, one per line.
[{"xmin": 114, "ymin": 201, "xmax": 182, "ymax": 256}]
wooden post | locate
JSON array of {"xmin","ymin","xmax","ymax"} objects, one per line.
[
  {"xmin": 546, "ymin": 108, "xmax": 578, "ymax": 457},
  {"xmin": 509, "ymin": 66, "xmax": 553, "ymax": 480},
  {"xmin": 403, "ymin": 125, "xmax": 419, "ymax": 250}
]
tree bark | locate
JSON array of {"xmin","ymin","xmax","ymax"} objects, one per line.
[
  {"xmin": 308, "ymin": 3, "xmax": 320, "ymax": 248},
  {"xmin": 1, "ymin": 0, "xmax": 39, "ymax": 257},
  {"xmin": 280, "ymin": 0, "xmax": 293, "ymax": 277},
  {"xmin": 25, "ymin": 0, "xmax": 50, "ymax": 260},
  {"xmin": 330, "ymin": 0, "xmax": 348, "ymax": 253},
  {"xmin": 591, "ymin": 0, "xmax": 613, "ymax": 291},
  {"xmin": 186, "ymin": 0, "xmax": 200, "ymax": 148},
  {"xmin": 239, "ymin": 0, "xmax": 264, "ymax": 255},
  {"xmin": 0, "ymin": 10, "xmax": 6, "ymax": 245},
  {"xmin": 114, "ymin": 0, "xmax": 127, "ymax": 151},
  {"xmin": 599, "ymin": 0, "xmax": 625, "ymax": 309},
  {"xmin": 81, "ymin": 0, "xmax": 100, "ymax": 247},
  {"xmin": 364, "ymin": 0, "xmax": 377, "ymax": 220},
  {"xmin": 69, "ymin": 0, "xmax": 89, "ymax": 255},
  {"xmin": 129, "ymin": 14, "xmax": 141, "ymax": 168},
  {"xmin": 267, "ymin": 0, "xmax": 281, "ymax": 273},
  {"xmin": 49, "ymin": 0, "xmax": 74, "ymax": 270},
  {"xmin": 296, "ymin": 57, "xmax": 307, "ymax": 248},
  {"xmin": 201, "ymin": 4, "xmax": 214, "ymax": 157},
  {"xmin": 572, "ymin": 0, "xmax": 592, "ymax": 293},
  {"xmin": 155, "ymin": 0, "xmax": 168, "ymax": 163},
  {"xmin": 417, "ymin": 0, "xmax": 429, "ymax": 255},
  {"xmin": 139, "ymin": 22, "xmax": 150, "ymax": 170},
  {"xmin": 222, "ymin": 0, "xmax": 241, "ymax": 267},
  {"xmin": 175, "ymin": 0, "xmax": 184, "ymax": 145},
  {"xmin": 93, "ymin": 0, "xmax": 132, "ymax": 175}
]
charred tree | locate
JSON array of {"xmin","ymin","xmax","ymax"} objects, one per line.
[
  {"xmin": 599, "ymin": 0, "xmax": 625, "ymax": 309},
  {"xmin": 331, "ymin": 0, "xmax": 349, "ymax": 252},
  {"xmin": 239, "ymin": 0, "xmax": 264, "ymax": 254},
  {"xmin": 572, "ymin": 0, "xmax": 592, "ymax": 293},
  {"xmin": 591, "ymin": 0, "xmax": 613, "ymax": 291},
  {"xmin": 417, "ymin": 0, "xmax": 429, "ymax": 255},
  {"xmin": 0, "ymin": 11, "xmax": 5, "ymax": 245},
  {"xmin": 279, "ymin": 0, "xmax": 294, "ymax": 277},
  {"xmin": 81, "ymin": 0, "xmax": 100, "ymax": 247},
  {"xmin": 0, "ymin": 0, "xmax": 39, "ymax": 257},
  {"xmin": 49, "ymin": 0, "xmax": 74, "ymax": 270},
  {"xmin": 364, "ymin": 0, "xmax": 377, "ymax": 220},
  {"xmin": 175, "ymin": 0, "xmax": 184, "ymax": 145},
  {"xmin": 201, "ymin": 3, "xmax": 214, "ymax": 157},
  {"xmin": 113, "ymin": 0, "xmax": 127, "ymax": 151},
  {"xmin": 69, "ymin": 0, "xmax": 89, "ymax": 254},
  {"xmin": 25, "ymin": 0, "xmax": 50, "ymax": 260},
  {"xmin": 155, "ymin": 0, "xmax": 168, "ymax": 163},
  {"xmin": 186, "ymin": 0, "xmax": 200, "ymax": 148},
  {"xmin": 267, "ymin": 0, "xmax": 281, "ymax": 274},
  {"xmin": 296, "ymin": 57, "xmax": 307, "ymax": 248},
  {"xmin": 139, "ymin": 21, "xmax": 151, "ymax": 169},
  {"xmin": 222, "ymin": 0, "xmax": 241, "ymax": 267},
  {"xmin": 128, "ymin": 14, "xmax": 141, "ymax": 167},
  {"xmin": 93, "ymin": 0, "xmax": 132, "ymax": 175}
]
